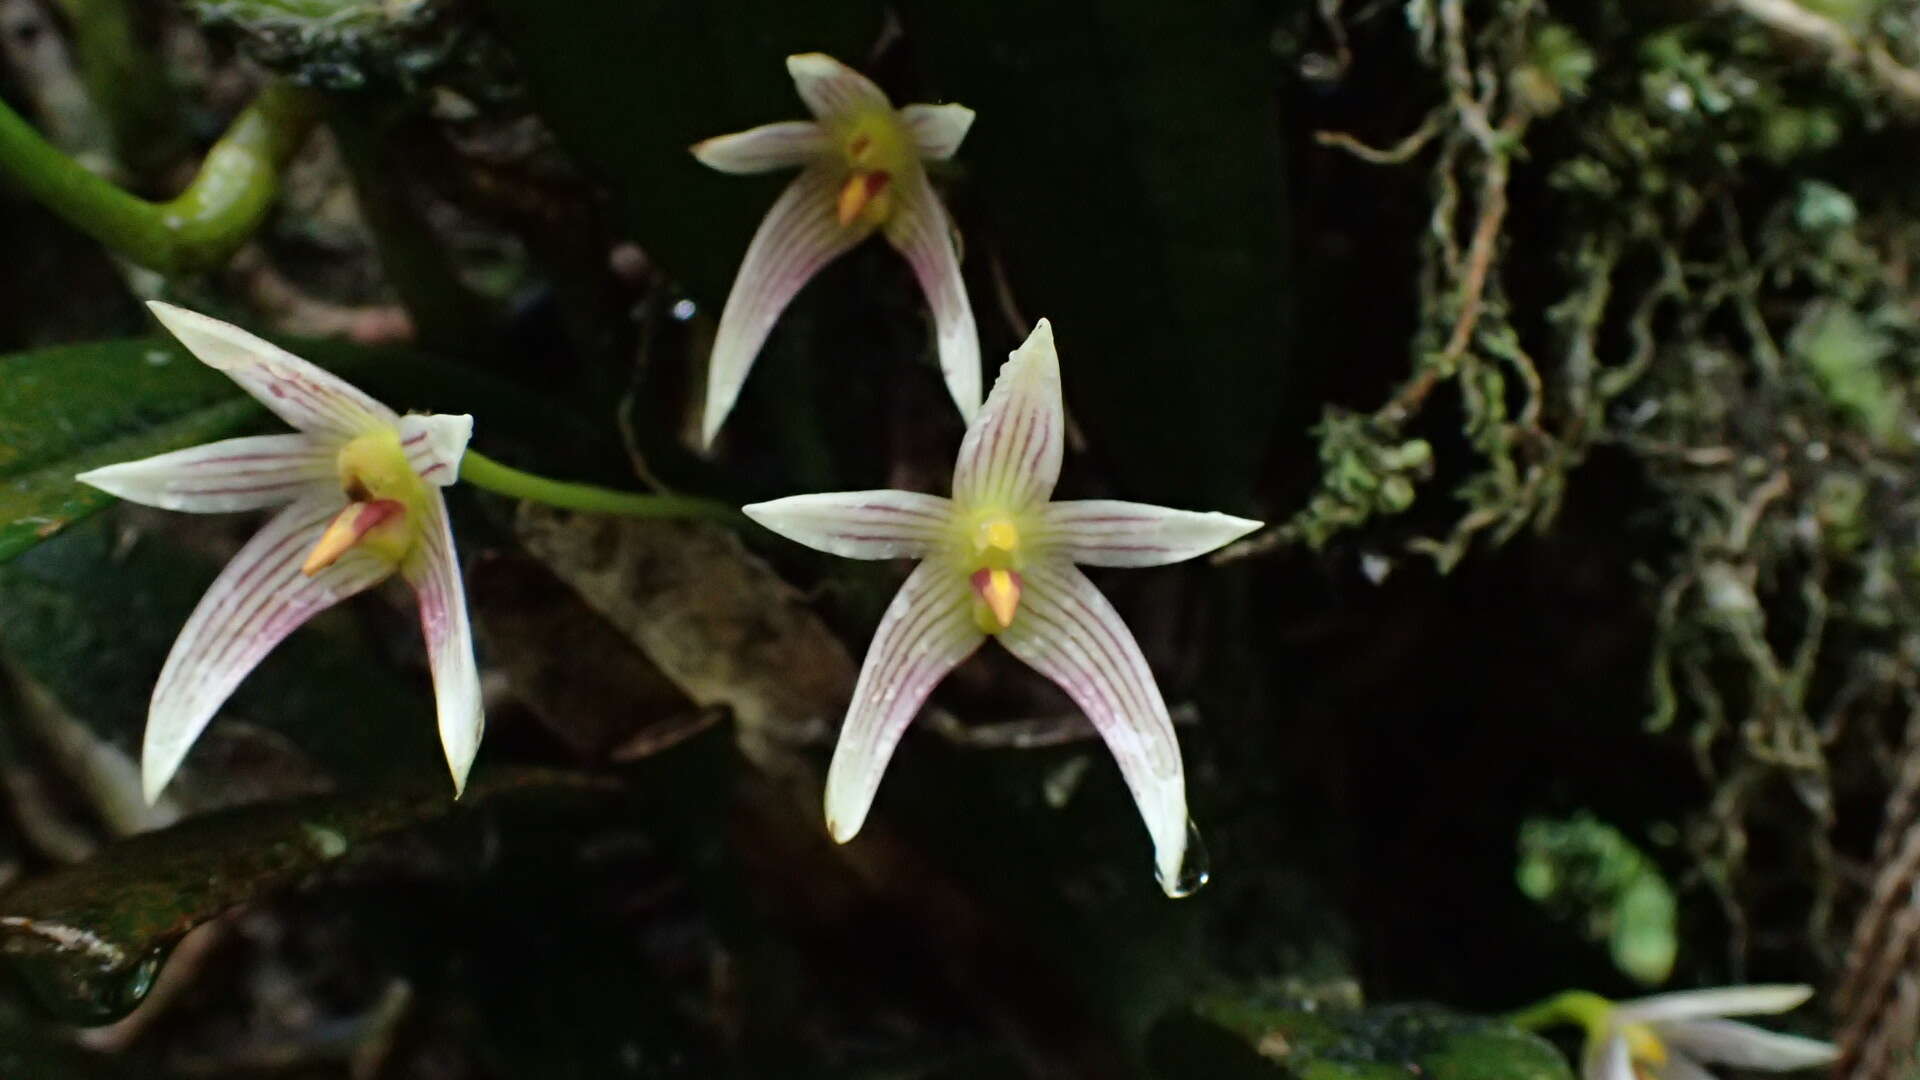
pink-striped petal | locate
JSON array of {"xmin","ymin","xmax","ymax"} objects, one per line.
[
  {"xmin": 995, "ymin": 559, "xmax": 1189, "ymax": 893},
  {"xmin": 147, "ymin": 302, "xmax": 396, "ymax": 438},
  {"xmin": 702, "ymin": 166, "xmax": 870, "ymax": 446},
  {"xmin": 951, "ymin": 320, "xmax": 1064, "ymax": 513},
  {"xmin": 142, "ymin": 492, "xmax": 390, "ymax": 803},
  {"xmin": 786, "ymin": 52, "xmax": 892, "ymax": 124},
  {"xmin": 1618, "ymin": 986, "xmax": 1814, "ymax": 1023},
  {"xmin": 1040, "ymin": 500, "xmax": 1262, "ymax": 568},
  {"xmin": 898, "ymin": 103, "xmax": 975, "ymax": 160},
  {"xmin": 76, "ymin": 433, "xmax": 335, "ymax": 514},
  {"xmin": 882, "ymin": 168, "xmax": 981, "ymax": 420},
  {"xmin": 397, "ymin": 413, "xmax": 472, "ymax": 488},
  {"xmin": 1659, "ymin": 1021, "xmax": 1837, "ymax": 1070},
  {"xmin": 401, "ymin": 491, "xmax": 483, "ymax": 795},
  {"xmin": 824, "ymin": 560, "xmax": 984, "ymax": 842},
  {"xmin": 743, "ymin": 490, "xmax": 956, "ymax": 560},
  {"xmin": 692, "ymin": 120, "xmax": 829, "ymax": 174}
]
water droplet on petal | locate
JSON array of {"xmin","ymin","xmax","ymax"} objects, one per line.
[{"xmin": 1156, "ymin": 819, "xmax": 1212, "ymax": 899}]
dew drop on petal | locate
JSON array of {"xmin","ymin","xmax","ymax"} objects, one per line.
[{"xmin": 1156, "ymin": 818, "xmax": 1212, "ymax": 899}]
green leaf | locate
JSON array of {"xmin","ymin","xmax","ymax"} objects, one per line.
[
  {"xmin": 0, "ymin": 768, "xmax": 615, "ymax": 1025},
  {"xmin": 0, "ymin": 338, "xmax": 258, "ymax": 562},
  {"xmin": 1171, "ymin": 1001, "xmax": 1574, "ymax": 1080},
  {"xmin": 899, "ymin": 0, "xmax": 1292, "ymax": 506}
]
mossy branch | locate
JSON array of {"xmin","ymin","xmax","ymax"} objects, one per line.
[{"xmin": 0, "ymin": 81, "xmax": 319, "ymax": 275}]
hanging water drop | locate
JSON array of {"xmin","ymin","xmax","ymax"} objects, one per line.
[{"xmin": 1156, "ymin": 819, "xmax": 1212, "ymax": 899}]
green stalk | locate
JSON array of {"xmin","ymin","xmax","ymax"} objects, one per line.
[
  {"xmin": 458, "ymin": 450, "xmax": 747, "ymax": 526},
  {"xmin": 0, "ymin": 81, "xmax": 319, "ymax": 274},
  {"xmin": 1504, "ymin": 989, "xmax": 1611, "ymax": 1035}
]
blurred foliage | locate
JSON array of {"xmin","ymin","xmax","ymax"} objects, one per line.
[{"xmin": 1516, "ymin": 813, "xmax": 1678, "ymax": 987}]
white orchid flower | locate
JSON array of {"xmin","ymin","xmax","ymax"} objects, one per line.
[
  {"xmin": 1582, "ymin": 985, "xmax": 1837, "ymax": 1080},
  {"xmin": 75, "ymin": 303, "xmax": 483, "ymax": 802},
  {"xmin": 691, "ymin": 52, "xmax": 980, "ymax": 446},
  {"xmin": 744, "ymin": 320, "xmax": 1260, "ymax": 895}
]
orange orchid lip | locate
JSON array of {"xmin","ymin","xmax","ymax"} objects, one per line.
[{"xmin": 301, "ymin": 498, "xmax": 406, "ymax": 576}]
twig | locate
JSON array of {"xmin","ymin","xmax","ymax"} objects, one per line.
[{"xmin": 1730, "ymin": 0, "xmax": 1920, "ymax": 114}]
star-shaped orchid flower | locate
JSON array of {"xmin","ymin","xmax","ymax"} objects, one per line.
[
  {"xmin": 692, "ymin": 52, "xmax": 980, "ymax": 446},
  {"xmin": 76, "ymin": 303, "xmax": 483, "ymax": 802},
  {"xmin": 1575, "ymin": 985, "xmax": 1837, "ymax": 1080},
  {"xmin": 744, "ymin": 320, "xmax": 1261, "ymax": 894}
]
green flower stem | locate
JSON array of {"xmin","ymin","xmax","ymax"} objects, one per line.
[
  {"xmin": 0, "ymin": 81, "xmax": 319, "ymax": 274},
  {"xmin": 1505, "ymin": 989, "xmax": 1611, "ymax": 1036},
  {"xmin": 459, "ymin": 450, "xmax": 746, "ymax": 526}
]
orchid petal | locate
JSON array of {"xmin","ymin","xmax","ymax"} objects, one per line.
[
  {"xmin": 76, "ymin": 433, "xmax": 334, "ymax": 514},
  {"xmin": 1041, "ymin": 500, "xmax": 1263, "ymax": 567},
  {"xmin": 824, "ymin": 560, "xmax": 984, "ymax": 842},
  {"xmin": 951, "ymin": 320, "xmax": 1064, "ymax": 512},
  {"xmin": 692, "ymin": 120, "xmax": 830, "ymax": 174},
  {"xmin": 1659, "ymin": 1020, "xmax": 1838, "ymax": 1070},
  {"xmin": 1651, "ymin": 1054, "xmax": 1716, "ymax": 1080},
  {"xmin": 147, "ymin": 302, "xmax": 395, "ymax": 438},
  {"xmin": 397, "ymin": 413, "xmax": 473, "ymax": 488},
  {"xmin": 142, "ymin": 493, "xmax": 388, "ymax": 803},
  {"xmin": 744, "ymin": 490, "xmax": 956, "ymax": 560},
  {"xmin": 1582, "ymin": 1035, "xmax": 1635, "ymax": 1080},
  {"xmin": 898, "ymin": 103, "xmax": 975, "ymax": 160},
  {"xmin": 997, "ymin": 559, "xmax": 1188, "ymax": 893},
  {"xmin": 1618, "ymin": 985, "xmax": 1814, "ymax": 1023},
  {"xmin": 703, "ymin": 166, "xmax": 870, "ymax": 446},
  {"xmin": 786, "ymin": 52, "xmax": 891, "ymax": 123},
  {"xmin": 883, "ymin": 168, "xmax": 981, "ymax": 420},
  {"xmin": 402, "ymin": 491, "xmax": 483, "ymax": 795}
]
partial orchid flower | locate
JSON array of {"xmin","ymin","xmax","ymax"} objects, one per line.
[
  {"xmin": 744, "ymin": 320, "xmax": 1260, "ymax": 895},
  {"xmin": 76, "ymin": 303, "xmax": 483, "ymax": 802},
  {"xmin": 691, "ymin": 52, "xmax": 980, "ymax": 446},
  {"xmin": 1555, "ymin": 985, "xmax": 1837, "ymax": 1080}
]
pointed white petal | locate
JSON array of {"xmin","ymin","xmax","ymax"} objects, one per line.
[
  {"xmin": 786, "ymin": 52, "xmax": 892, "ymax": 123},
  {"xmin": 1581, "ymin": 1035, "xmax": 1635, "ymax": 1080},
  {"xmin": 142, "ymin": 493, "xmax": 389, "ymax": 803},
  {"xmin": 744, "ymin": 490, "xmax": 956, "ymax": 560},
  {"xmin": 146, "ymin": 302, "xmax": 395, "ymax": 437},
  {"xmin": 1659, "ymin": 1020, "xmax": 1838, "ymax": 1070},
  {"xmin": 951, "ymin": 320, "xmax": 1064, "ymax": 513},
  {"xmin": 996, "ymin": 560, "xmax": 1189, "ymax": 893},
  {"xmin": 824, "ymin": 560, "xmax": 984, "ymax": 841},
  {"xmin": 1040, "ymin": 500, "xmax": 1263, "ymax": 568},
  {"xmin": 402, "ymin": 491, "xmax": 483, "ymax": 795},
  {"xmin": 76, "ymin": 433, "xmax": 335, "ymax": 513},
  {"xmin": 703, "ymin": 167, "xmax": 870, "ymax": 446},
  {"xmin": 898, "ymin": 103, "xmax": 975, "ymax": 161},
  {"xmin": 1619, "ymin": 985, "xmax": 1815, "ymax": 1022},
  {"xmin": 882, "ymin": 168, "xmax": 981, "ymax": 420},
  {"xmin": 397, "ymin": 413, "xmax": 473, "ymax": 488},
  {"xmin": 1651, "ymin": 1053, "xmax": 1717, "ymax": 1080},
  {"xmin": 692, "ymin": 120, "xmax": 829, "ymax": 174}
]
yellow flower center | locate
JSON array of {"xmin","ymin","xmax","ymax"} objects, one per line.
[
  {"xmin": 302, "ymin": 427, "xmax": 428, "ymax": 576},
  {"xmin": 961, "ymin": 511, "xmax": 1027, "ymax": 634},
  {"xmin": 1623, "ymin": 1023, "xmax": 1668, "ymax": 1068},
  {"xmin": 834, "ymin": 110, "xmax": 912, "ymax": 229}
]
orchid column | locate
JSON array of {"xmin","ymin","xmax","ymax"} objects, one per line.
[
  {"xmin": 692, "ymin": 53, "xmax": 980, "ymax": 445},
  {"xmin": 745, "ymin": 321, "xmax": 1261, "ymax": 895}
]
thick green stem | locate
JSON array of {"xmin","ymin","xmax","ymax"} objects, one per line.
[
  {"xmin": 459, "ymin": 450, "xmax": 746, "ymax": 526},
  {"xmin": 0, "ymin": 81, "xmax": 319, "ymax": 274},
  {"xmin": 1505, "ymin": 989, "xmax": 1611, "ymax": 1036}
]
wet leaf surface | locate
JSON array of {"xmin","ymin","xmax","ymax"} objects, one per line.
[
  {"xmin": 1159, "ymin": 1000, "xmax": 1574, "ymax": 1080},
  {"xmin": 0, "ymin": 767, "xmax": 613, "ymax": 1025}
]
